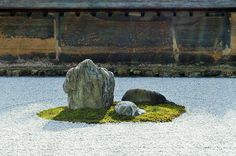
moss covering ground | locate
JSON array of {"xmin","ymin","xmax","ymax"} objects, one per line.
[{"xmin": 37, "ymin": 103, "xmax": 186, "ymax": 123}]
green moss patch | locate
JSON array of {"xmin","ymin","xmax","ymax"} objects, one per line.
[{"xmin": 37, "ymin": 103, "xmax": 186, "ymax": 123}]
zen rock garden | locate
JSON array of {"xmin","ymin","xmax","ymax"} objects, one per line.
[{"xmin": 38, "ymin": 59, "xmax": 186, "ymax": 123}]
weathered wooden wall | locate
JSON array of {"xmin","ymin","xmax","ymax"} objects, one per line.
[
  {"xmin": 0, "ymin": 14, "xmax": 55, "ymax": 56},
  {"xmin": 231, "ymin": 13, "xmax": 236, "ymax": 54},
  {"xmin": 0, "ymin": 11, "xmax": 235, "ymax": 64}
]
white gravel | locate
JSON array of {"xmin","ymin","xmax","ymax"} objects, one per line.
[{"xmin": 0, "ymin": 77, "xmax": 236, "ymax": 155}]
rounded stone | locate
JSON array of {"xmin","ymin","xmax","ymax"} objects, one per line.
[
  {"xmin": 122, "ymin": 89, "xmax": 167, "ymax": 105},
  {"xmin": 115, "ymin": 101, "xmax": 146, "ymax": 116}
]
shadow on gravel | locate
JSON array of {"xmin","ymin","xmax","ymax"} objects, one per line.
[{"xmin": 42, "ymin": 121, "xmax": 97, "ymax": 132}]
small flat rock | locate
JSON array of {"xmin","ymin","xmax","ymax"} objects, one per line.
[{"xmin": 115, "ymin": 101, "xmax": 146, "ymax": 116}]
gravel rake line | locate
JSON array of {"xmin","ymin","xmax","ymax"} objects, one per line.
[{"xmin": 0, "ymin": 97, "xmax": 65, "ymax": 112}]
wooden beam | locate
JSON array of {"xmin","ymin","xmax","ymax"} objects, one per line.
[
  {"xmin": 53, "ymin": 13, "xmax": 61, "ymax": 60},
  {"xmin": 231, "ymin": 13, "xmax": 236, "ymax": 54},
  {"xmin": 0, "ymin": 8, "xmax": 236, "ymax": 13}
]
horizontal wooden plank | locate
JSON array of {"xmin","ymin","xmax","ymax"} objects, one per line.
[{"xmin": 0, "ymin": 0, "xmax": 236, "ymax": 11}]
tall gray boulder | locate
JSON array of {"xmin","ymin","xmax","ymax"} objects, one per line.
[{"xmin": 63, "ymin": 59, "xmax": 115, "ymax": 109}]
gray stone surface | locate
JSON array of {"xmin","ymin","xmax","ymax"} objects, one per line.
[
  {"xmin": 122, "ymin": 89, "xmax": 167, "ymax": 105},
  {"xmin": 63, "ymin": 59, "xmax": 115, "ymax": 109},
  {"xmin": 115, "ymin": 101, "xmax": 146, "ymax": 116}
]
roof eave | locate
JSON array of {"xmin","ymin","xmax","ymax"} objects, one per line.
[{"xmin": 0, "ymin": 7, "xmax": 236, "ymax": 12}]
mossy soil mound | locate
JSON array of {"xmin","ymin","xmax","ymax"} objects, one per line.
[{"xmin": 37, "ymin": 103, "xmax": 186, "ymax": 124}]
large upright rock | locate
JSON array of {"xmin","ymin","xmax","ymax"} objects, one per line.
[{"xmin": 63, "ymin": 59, "xmax": 115, "ymax": 109}]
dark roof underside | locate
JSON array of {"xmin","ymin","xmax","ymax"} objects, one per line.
[{"xmin": 0, "ymin": 0, "xmax": 236, "ymax": 11}]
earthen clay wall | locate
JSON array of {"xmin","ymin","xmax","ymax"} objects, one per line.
[
  {"xmin": 0, "ymin": 12, "xmax": 235, "ymax": 64},
  {"xmin": 231, "ymin": 13, "xmax": 236, "ymax": 54}
]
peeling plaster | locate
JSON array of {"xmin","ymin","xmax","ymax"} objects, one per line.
[{"xmin": 222, "ymin": 45, "xmax": 231, "ymax": 56}]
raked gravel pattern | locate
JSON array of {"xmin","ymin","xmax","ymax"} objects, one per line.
[{"xmin": 0, "ymin": 77, "xmax": 236, "ymax": 156}]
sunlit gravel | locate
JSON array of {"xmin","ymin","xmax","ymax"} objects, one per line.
[{"xmin": 0, "ymin": 77, "xmax": 236, "ymax": 155}]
